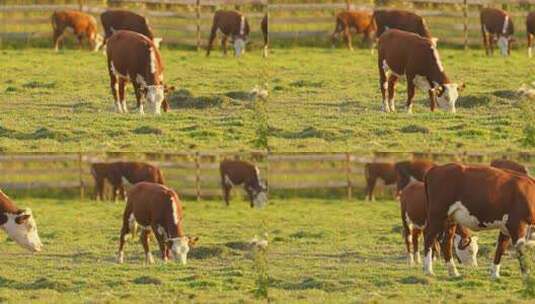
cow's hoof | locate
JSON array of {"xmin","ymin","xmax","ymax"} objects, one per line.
[{"xmin": 117, "ymin": 252, "xmax": 124, "ymax": 264}]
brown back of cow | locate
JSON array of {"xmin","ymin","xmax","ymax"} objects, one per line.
[
  {"xmin": 373, "ymin": 10, "xmax": 432, "ymax": 39},
  {"xmin": 100, "ymin": 10, "xmax": 154, "ymax": 45}
]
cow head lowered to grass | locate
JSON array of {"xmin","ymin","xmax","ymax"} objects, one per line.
[{"xmin": 0, "ymin": 190, "xmax": 43, "ymax": 252}]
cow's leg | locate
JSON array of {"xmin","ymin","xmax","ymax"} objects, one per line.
[
  {"xmin": 423, "ymin": 220, "xmax": 443, "ymax": 276},
  {"xmin": 141, "ymin": 228, "xmax": 154, "ymax": 265},
  {"xmin": 118, "ymin": 78, "xmax": 128, "ymax": 113},
  {"xmin": 443, "ymin": 224, "xmax": 460, "ymax": 277},
  {"xmin": 489, "ymin": 34, "xmax": 495, "ymax": 56},
  {"xmin": 344, "ymin": 26, "xmax": 353, "ymax": 51},
  {"xmin": 221, "ymin": 36, "xmax": 228, "ymax": 56},
  {"xmin": 152, "ymin": 225, "xmax": 168, "ymax": 262},
  {"xmin": 428, "ymin": 90, "xmax": 437, "ymax": 112},
  {"xmin": 365, "ymin": 177, "xmax": 377, "ymax": 201},
  {"xmin": 491, "ymin": 232, "xmax": 510, "ymax": 280},
  {"xmin": 413, "ymin": 229, "xmax": 422, "ymax": 264},
  {"xmin": 330, "ymin": 27, "xmax": 340, "ymax": 48},
  {"xmin": 406, "ymin": 75, "xmax": 416, "ymax": 114},
  {"xmin": 206, "ymin": 25, "xmax": 217, "ymax": 56},
  {"xmin": 223, "ymin": 185, "xmax": 231, "ymax": 206},
  {"xmin": 52, "ymin": 29, "xmax": 64, "ymax": 52},
  {"xmin": 95, "ymin": 178, "xmax": 105, "ymax": 201},
  {"xmin": 246, "ymin": 188, "xmax": 254, "ymax": 208},
  {"xmin": 110, "ymin": 75, "xmax": 121, "ymax": 113},
  {"xmin": 528, "ymin": 33, "xmax": 533, "ymax": 58},
  {"xmin": 133, "ymin": 82, "xmax": 144, "ymax": 115},
  {"xmin": 77, "ymin": 34, "xmax": 84, "ymax": 50},
  {"xmin": 378, "ymin": 60, "xmax": 390, "ymax": 112},
  {"xmin": 117, "ymin": 213, "xmax": 132, "ymax": 264},
  {"xmin": 508, "ymin": 221, "xmax": 531, "ymax": 279},
  {"xmin": 481, "ymin": 25, "xmax": 489, "ymax": 56},
  {"xmin": 387, "ymin": 75, "xmax": 398, "ymax": 112}
]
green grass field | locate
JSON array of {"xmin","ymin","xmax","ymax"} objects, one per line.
[{"xmin": 2, "ymin": 197, "xmax": 534, "ymax": 303}]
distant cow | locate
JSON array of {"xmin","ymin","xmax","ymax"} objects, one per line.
[
  {"xmin": 206, "ymin": 10, "xmax": 250, "ymax": 57},
  {"xmin": 378, "ymin": 29, "xmax": 464, "ymax": 113},
  {"xmin": 219, "ymin": 159, "xmax": 267, "ymax": 208},
  {"xmin": 394, "ymin": 159, "xmax": 435, "ymax": 195},
  {"xmin": 400, "ymin": 181, "xmax": 478, "ymax": 266},
  {"xmin": 0, "ymin": 190, "xmax": 43, "ymax": 252},
  {"xmin": 117, "ymin": 182, "xmax": 198, "ymax": 265},
  {"xmin": 373, "ymin": 9, "xmax": 435, "ymax": 45},
  {"xmin": 423, "ymin": 164, "xmax": 535, "ymax": 279},
  {"xmin": 331, "ymin": 11, "xmax": 376, "ymax": 51},
  {"xmin": 91, "ymin": 161, "xmax": 165, "ymax": 201},
  {"xmin": 480, "ymin": 8, "xmax": 514, "ymax": 56},
  {"xmin": 106, "ymin": 30, "xmax": 172, "ymax": 114},
  {"xmin": 364, "ymin": 162, "xmax": 396, "ymax": 201},
  {"xmin": 51, "ymin": 10, "xmax": 103, "ymax": 52},
  {"xmin": 100, "ymin": 10, "xmax": 161, "ymax": 49},
  {"xmin": 491, "ymin": 159, "xmax": 529, "ymax": 176},
  {"xmin": 261, "ymin": 14, "xmax": 268, "ymax": 57},
  {"xmin": 527, "ymin": 12, "xmax": 535, "ymax": 58}
]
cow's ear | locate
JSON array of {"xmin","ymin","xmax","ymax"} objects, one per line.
[
  {"xmin": 188, "ymin": 236, "xmax": 199, "ymax": 247},
  {"xmin": 15, "ymin": 214, "xmax": 31, "ymax": 224},
  {"xmin": 164, "ymin": 85, "xmax": 175, "ymax": 93},
  {"xmin": 458, "ymin": 82, "xmax": 466, "ymax": 92}
]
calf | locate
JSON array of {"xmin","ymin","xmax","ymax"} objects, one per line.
[
  {"xmin": 373, "ymin": 9, "xmax": 435, "ymax": 45},
  {"xmin": 480, "ymin": 8, "xmax": 514, "ymax": 56},
  {"xmin": 100, "ymin": 10, "xmax": 161, "ymax": 49},
  {"xmin": 117, "ymin": 182, "xmax": 198, "ymax": 265},
  {"xmin": 0, "ymin": 190, "xmax": 42, "ymax": 252},
  {"xmin": 400, "ymin": 181, "xmax": 478, "ymax": 266},
  {"xmin": 378, "ymin": 29, "xmax": 464, "ymax": 113},
  {"xmin": 220, "ymin": 159, "xmax": 267, "ymax": 208},
  {"xmin": 106, "ymin": 30, "xmax": 171, "ymax": 115},
  {"xmin": 364, "ymin": 162, "xmax": 396, "ymax": 201},
  {"xmin": 206, "ymin": 10, "xmax": 250, "ymax": 57},
  {"xmin": 51, "ymin": 10, "xmax": 103, "ymax": 52},
  {"xmin": 394, "ymin": 159, "xmax": 435, "ymax": 196},
  {"xmin": 491, "ymin": 159, "xmax": 529, "ymax": 176},
  {"xmin": 261, "ymin": 14, "xmax": 268, "ymax": 57},
  {"xmin": 527, "ymin": 12, "xmax": 535, "ymax": 58},
  {"xmin": 423, "ymin": 164, "xmax": 535, "ymax": 279},
  {"xmin": 91, "ymin": 161, "xmax": 165, "ymax": 201},
  {"xmin": 331, "ymin": 10, "xmax": 376, "ymax": 51}
]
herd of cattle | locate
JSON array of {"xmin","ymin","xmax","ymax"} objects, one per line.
[{"xmin": 2, "ymin": 156, "xmax": 535, "ymax": 281}]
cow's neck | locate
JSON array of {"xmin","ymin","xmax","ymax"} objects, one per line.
[
  {"xmin": 164, "ymin": 195, "xmax": 184, "ymax": 239},
  {"xmin": 428, "ymin": 68, "xmax": 450, "ymax": 86},
  {"xmin": 0, "ymin": 191, "xmax": 19, "ymax": 226}
]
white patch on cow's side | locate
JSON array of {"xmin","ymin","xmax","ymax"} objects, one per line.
[
  {"xmin": 145, "ymin": 252, "xmax": 155, "ymax": 265},
  {"xmin": 447, "ymin": 258, "xmax": 460, "ymax": 277},
  {"xmin": 149, "ymin": 47, "xmax": 157, "ymax": 74},
  {"xmin": 170, "ymin": 196, "xmax": 179, "ymax": 225},
  {"xmin": 423, "ymin": 249, "xmax": 434, "ymax": 275},
  {"xmin": 1, "ymin": 210, "xmax": 42, "ymax": 252},
  {"xmin": 449, "ymin": 201, "xmax": 510, "ymax": 234},
  {"xmin": 491, "ymin": 263, "xmax": 501, "ymax": 280}
]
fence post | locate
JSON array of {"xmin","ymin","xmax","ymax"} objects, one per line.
[
  {"xmin": 196, "ymin": 0, "xmax": 201, "ymax": 52},
  {"xmin": 195, "ymin": 151, "xmax": 201, "ymax": 202},
  {"xmin": 78, "ymin": 152, "xmax": 85, "ymax": 201},
  {"xmin": 345, "ymin": 152, "xmax": 352, "ymax": 201},
  {"xmin": 463, "ymin": 0, "xmax": 468, "ymax": 50}
]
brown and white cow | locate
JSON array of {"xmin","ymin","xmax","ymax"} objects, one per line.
[
  {"xmin": 91, "ymin": 161, "xmax": 165, "ymax": 201},
  {"xmin": 527, "ymin": 12, "xmax": 535, "ymax": 58},
  {"xmin": 219, "ymin": 159, "xmax": 267, "ymax": 208},
  {"xmin": 378, "ymin": 29, "xmax": 464, "ymax": 113},
  {"xmin": 51, "ymin": 10, "xmax": 103, "ymax": 52},
  {"xmin": 364, "ymin": 162, "xmax": 396, "ymax": 201},
  {"xmin": 331, "ymin": 10, "xmax": 376, "ymax": 51},
  {"xmin": 394, "ymin": 159, "xmax": 436, "ymax": 196},
  {"xmin": 400, "ymin": 181, "xmax": 478, "ymax": 266},
  {"xmin": 106, "ymin": 30, "xmax": 172, "ymax": 115},
  {"xmin": 423, "ymin": 164, "xmax": 535, "ymax": 279},
  {"xmin": 100, "ymin": 10, "xmax": 161, "ymax": 50},
  {"xmin": 480, "ymin": 8, "xmax": 515, "ymax": 56},
  {"xmin": 491, "ymin": 159, "xmax": 529, "ymax": 176},
  {"xmin": 206, "ymin": 10, "xmax": 250, "ymax": 57},
  {"xmin": 0, "ymin": 190, "xmax": 42, "ymax": 252},
  {"xmin": 261, "ymin": 14, "xmax": 268, "ymax": 57},
  {"xmin": 117, "ymin": 182, "xmax": 198, "ymax": 265},
  {"xmin": 373, "ymin": 9, "xmax": 436, "ymax": 45}
]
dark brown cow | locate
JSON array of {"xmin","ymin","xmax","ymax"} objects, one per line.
[
  {"xmin": 219, "ymin": 159, "xmax": 267, "ymax": 208},
  {"xmin": 364, "ymin": 162, "xmax": 396, "ymax": 201},
  {"xmin": 400, "ymin": 181, "xmax": 478, "ymax": 266},
  {"xmin": 261, "ymin": 14, "xmax": 268, "ymax": 57},
  {"xmin": 206, "ymin": 10, "xmax": 250, "ymax": 57},
  {"xmin": 491, "ymin": 159, "xmax": 529, "ymax": 176},
  {"xmin": 480, "ymin": 8, "xmax": 514, "ymax": 56},
  {"xmin": 378, "ymin": 29, "xmax": 464, "ymax": 113},
  {"xmin": 117, "ymin": 182, "xmax": 198, "ymax": 265},
  {"xmin": 100, "ymin": 10, "xmax": 161, "ymax": 49},
  {"xmin": 527, "ymin": 12, "xmax": 535, "ymax": 58},
  {"xmin": 331, "ymin": 10, "xmax": 376, "ymax": 51},
  {"xmin": 91, "ymin": 161, "xmax": 165, "ymax": 201},
  {"xmin": 423, "ymin": 164, "xmax": 535, "ymax": 279},
  {"xmin": 394, "ymin": 159, "xmax": 435, "ymax": 196},
  {"xmin": 0, "ymin": 190, "xmax": 42, "ymax": 252},
  {"xmin": 51, "ymin": 10, "xmax": 103, "ymax": 52},
  {"xmin": 373, "ymin": 9, "xmax": 435, "ymax": 44},
  {"xmin": 106, "ymin": 30, "xmax": 172, "ymax": 115}
]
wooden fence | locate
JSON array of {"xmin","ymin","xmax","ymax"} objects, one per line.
[{"xmin": 0, "ymin": 151, "xmax": 534, "ymax": 201}]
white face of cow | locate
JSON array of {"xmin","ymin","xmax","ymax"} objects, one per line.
[
  {"xmin": 92, "ymin": 34, "xmax": 104, "ymax": 52},
  {"xmin": 1, "ymin": 209, "xmax": 43, "ymax": 252},
  {"xmin": 253, "ymin": 191, "xmax": 268, "ymax": 208},
  {"xmin": 454, "ymin": 235, "xmax": 479, "ymax": 266},
  {"xmin": 171, "ymin": 237, "xmax": 190, "ymax": 265},
  {"xmin": 435, "ymin": 83, "xmax": 463, "ymax": 113},
  {"xmin": 497, "ymin": 36, "xmax": 509, "ymax": 56},
  {"xmin": 234, "ymin": 38, "xmax": 246, "ymax": 57},
  {"xmin": 145, "ymin": 85, "xmax": 165, "ymax": 115}
]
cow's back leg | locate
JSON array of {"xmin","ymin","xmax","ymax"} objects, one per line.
[
  {"xmin": 94, "ymin": 177, "xmax": 105, "ymax": 201},
  {"xmin": 330, "ymin": 20, "xmax": 342, "ymax": 48},
  {"xmin": 387, "ymin": 74, "xmax": 398, "ymax": 112},
  {"xmin": 481, "ymin": 24, "xmax": 489, "ymax": 56},
  {"xmin": 443, "ymin": 224, "xmax": 460, "ymax": 277},
  {"xmin": 206, "ymin": 25, "xmax": 218, "ymax": 56},
  {"xmin": 507, "ymin": 220, "xmax": 531, "ymax": 278},
  {"xmin": 133, "ymin": 82, "xmax": 144, "ymax": 115},
  {"xmin": 401, "ymin": 208, "xmax": 414, "ymax": 266},
  {"xmin": 140, "ymin": 228, "xmax": 154, "ymax": 265},
  {"xmin": 491, "ymin": 232, "xmax": 510, "ymax": 280},
  {"xmin": 378, "ymin": 57, "xmax": 390, "ymax": 112},
  {"xmin": 223, "ymin": 185, "xmax": 231, "ymax": 206},
  {"xmin": 152, "ymin": 224, "xmax": 168, "ymax": 262},
  {"xmin": 108, "ymin": 63, "xmax": 121, "ymax": 113},
  {"xmin": 117, "ymin": 203, "xmax": 134, "ymax": 263},
  {"xmin": 423, "ymin": 219, "xmax": 444, "ymax": 276},
  {"xmin": 343, "ymin": 24, "xmax": 353, "ymax": 51},
  {"xmin": 118, "ymin": 78, "xmax": 128, "ymax": 113},
  {"xmin": 413, "ymin": 229, "xmax": 422, "ymax": 264},
  {"xmin": 76, "ymin": 34, "xmax": 84, "ymax": 50},
  {"xmin": 221, "ymin": 35, "xmax": 228, "ymax": 55},
  {"xmin": 365, "ymin": 176, "xmax": 377, "ymax": 201},
  {"xmin": 528, "ymin": 32, "xmax": 533, "ymax": 58},
  {"xmin": 489, "ymin": 33, "xmax": 495, "ymax": 55},
  {"xmin": 52, "ymin": 27, "xmax": 65, "ymax": 52},
  {"xmin": 246, "ymin": 188, "xmax": 254, "ymax": 208},
  {"xmin": 406, "ymin": 74, "xmax": 416, "ymax": 114}
]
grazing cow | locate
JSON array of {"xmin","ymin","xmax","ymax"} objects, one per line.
[
  {"xmin": 261, "ymin": 14, "xmax": 268, "ymax": 57},
  {"xmin": 331, "ymin": 10, "xmax": 376, "ymax": 51},
  {"xmin": 100, "ymin": 10, "xmax": 161, "ymax": 49},
  {"xmin": 0, "ymin": 190, "xmax": 43, "ymax": 252},
  {"xmin": 106, "ymin": 30, "xmax": 173, "ymax": 115},
  {"xmin": 206, "ymin": 10, "xmax": 250, "ymax": 57},
  {"xmin": 51, "ymin": 10, "xmax": 103, "ymax": 52},
  {"xmin": 373, "ymin": 9, "xmax": 436, "ymax": 45},
  {"xmin": 394, "ymin": 159, "xmax": 435, "ymax": 195},
  {"xmin": 219, "ymin": 159, "xmax": 267, "ymax": 208},
  {"xmin": 423, "ymin": 164, "xmax": 535, "ymax": 279},
  {"xmin": 400, "ymin": 181, "xmax": 478, "ymax": 266},
  {"xmin": 491, "ymin": 159, "xmax": 529, "ymax": 176},
  {"xmin": 527, "ymin": 12, "xmax": 535, "ymax": 58},
  {"xmin": 91, "ymin": 161, "xmax": 165, "ymax": 201},
  {"xmin": 364, "ymin": 162, "xmax": 397, "ymax": 201},
  {"xmin": 117, "ymin": 182, "xmax": 198, "ymax": 265},
  {"xmin": 378, "ymin": 29, "xmax": 464, "ymax": 113},
  {"xmin": 480, "ymin": 8, "xmax": 514, "ymax": 56}
]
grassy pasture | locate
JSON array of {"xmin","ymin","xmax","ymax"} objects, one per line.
[
  {"xmin": 267, "ymin": 47, "xmax": 535, "ymax": 152},
  {"xmin": 0, "ymin": 48, "xmax": 268, "ymax": 152},
  {"xmin": 1, "ymin": 197, "xmax": 535, "ymax": 303}
]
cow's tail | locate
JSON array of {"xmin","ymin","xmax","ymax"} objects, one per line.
[{"xmin": 156, "ymin": 169, "xmax": 166, "ymax": 185}]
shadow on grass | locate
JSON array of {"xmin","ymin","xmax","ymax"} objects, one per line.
[
  {"xmin": 0, "ymin": 276, "xmax": 74, "ymax": 292},
  {"xmin": 269, "ymin": 126, "xmax": 337, "ymax": 141},
  {"xmin": 0, "ymin": 126, "xmax": 71, "ymax": 141},
  {"xmin": 168, "ymin": 89, "xmax": 252, "ymax": 109}
]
